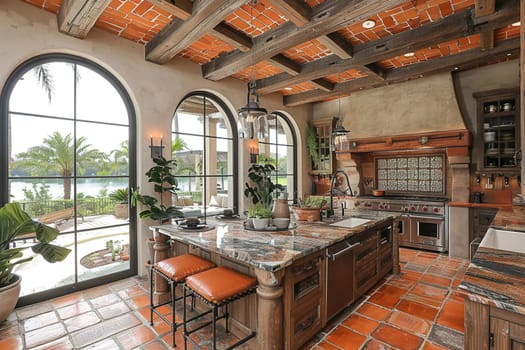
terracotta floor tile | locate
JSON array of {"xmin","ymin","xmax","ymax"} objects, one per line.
[
  {"xmin": 80, "ymin": 338, "xmax": 119, "ymax": 350},
  {"xmin": 420, "ymin": 274, "xmax": 452, "ymax": 288},
  {"xmin": 70, "ymin": 313, "xmax": 140, "ymax": 348},
  {"xmin": 117, "ymin": 324, "xmax": 156, "ymax": 348},
  {"xmin": 51, "ymin": 293, "xmax": 84, "ymax": 309},
  {"xmin": 405, "ymin": 283, "xmax": 449, "ymax": 307},
  {"xmin": 141, "ymin": 340, "xmax": 171, "ymax": 350},
  {"xmin": 386, "ymin": 276, "xmax": 417, "ymax": 290},
  {"xmin": 63, "ymin": 311, "xmax": 101, "ymax": 333},
  {"xmin": 98, "ymin": 301, "xmax": 131, "ymax": 319},
  {"xmin": 342, "ymin": 314, "xmax": 379, "ymax": 335},
  {"xmin": 128, "ymin": 294, "xmax": 150, "ymax": 309},
  {"xmin": 23, "ymin": 311, "xmax": 59, "ymax": 332},
  {"xmin": 403, "ymin": 270, "xmax": 423, "ymax": 281},
  {"xmin": 57, "ymin": 301, "xmax": 91, "ymax": 320},
  {"xmin": 427, "ymin": 266, "xmax": 457, "ymax": 278},
  {"xmin": 81, "ymin": 285, "xmax": 113, "ymax": 300},
  {"xmin": 367, "ymin": 285, "xmax": 406, "ymax": 309},
  {"xmin": 422, "ymin": 340, "xmax": 449, "ymax": 350},
  {"xmin": 117, "ymin": 285, "xmax": 147, "ymax": 300},
  {"xmin": 0, "ymin": 336, "xmax": 23, "ymax": 350},
  {"xmin": 404, "ymin": 262, "xmax": 428, "ymax": 272},
  {"xmin": 372, "ymin": 324, "xmax": 423, "ymax": 350},
  {"xmin": 313, "ymin": 341, "xmax": 341, "ymax": 350},
  {"xmin": 387, "ymin": 310, "xmax": 431, "ymax": 336},
  {"xmin": 356, "ymin": 302, "xmax": 390, "ymax": 321},
  {"xmin": 24, "ymin": 323, "xmax": 67, "ymax": 349},
  {"xmin": 16, "ymin": 303, "xmax": 53, "ymax": 320},
  {"xmin": 90, "ymin": 293, "xmax": 122, "ymax": 308},
  {"xmin": 151, "ymin": 318, "xmax": 172, "ymax": 336},
  {"xmin": 436, "ymin": 299, "xmax": 465, "ymax": 332},
  {"xmin": 427, "ymin": 324, "xmax": 464, "ymax": 350},
  {"xmin": 362, "ymin": 339, "xmax": 394, "ymax": 349},
  {"xmin": 30, "ymin": 336, "xmax": 73, "ymax": 350},
  {"xmin": 325, "ymin": 326, "xmax": 366, "ymax": 350},
  {"xmin": 396, "ymin": 300, "xmax": 439, "ymax": 321}
]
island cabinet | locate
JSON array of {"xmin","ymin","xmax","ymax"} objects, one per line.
[
  {"xmin": 283, "ymin": 250, "xmax": 326, "ymax": 350},
  {"xmin": 464, "ymin": 299, "xmax": 525, "ymax": 350}
]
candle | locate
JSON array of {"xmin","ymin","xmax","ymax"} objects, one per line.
[
  {"xmin": 160, "ymin": 136, "xmax": 163, "ymax": 147},
  {"xmin": 150, "ymin": 137, "xmax": 153, "ymax": 147}
]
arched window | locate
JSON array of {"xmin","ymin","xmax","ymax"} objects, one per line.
[
  {"xmin": 1, "ymin": 54, "xmax": 136, "ymax": 305},
  {"xmin": 259, "ymin": 112, "xmax": 298, "ymax": 203},
  {"xmin": 171, "ymin": 92, "xmax": 238, "ymax": 217}
]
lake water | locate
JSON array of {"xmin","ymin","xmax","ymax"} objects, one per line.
[{"xmin": 9, "ymin": 177, "xmax": 229, "ymax": 200}]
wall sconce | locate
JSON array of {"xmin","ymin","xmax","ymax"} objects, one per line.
[
  {"xmin": 150, "ymin": 137, "xmax": 164, "ymax": 159},
  {"xmin": 246, "ymin": 139, "xmax": 259, "ymax": 164}
]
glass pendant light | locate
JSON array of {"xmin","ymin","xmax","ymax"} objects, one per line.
[{"xmin": 238, "ymin": 80, "xmax": 268, "ymax": 140}]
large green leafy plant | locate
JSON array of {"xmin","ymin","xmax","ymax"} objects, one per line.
[
  {"xmin": 244, "ymin": 163, "xmax": 284, "ymax": 214},
  {"xmin": 0, "ymin": 202, "xmax": 71, "ymax": 287},
  {"xmin": 134, "ymin": 156, "xmax": 183, "ymax": 223}
]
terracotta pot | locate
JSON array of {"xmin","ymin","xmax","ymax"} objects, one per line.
[
  {"xmin": 372, "ymin": 190, "xmax": 385, "ymax": 197},
  {"xmin": 292, "ymin": 207, "xmax": 320, "ymax": 222},
  {"xmin": 0, "ymin": 274, "xmax": 21, "ymax": 323}
]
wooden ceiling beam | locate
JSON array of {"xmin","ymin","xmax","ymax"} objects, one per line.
[
  {"xmin": 284, "ymin": 37, "xmax": 520, "ymax": 106},
  {"xmin": 362, "ymin": 64, "xmax": 386, "ymax": 80},
  {"xmin": 268, "ymin": 0, "xmax": 311, "ymax": 26},
  {"xmin": 310, "ymin": 78, "xmax": 335, "ymax": 91},
  {"xmin": 475, "ymin": 0, "xmax": 496, "ymax": 51},
  {"xmin": 146, "ymin": 0, "xmax": 247, "ymax": 64},
  {"xmin": 256, "ymin": 0, "xmax": 518, "ymax": 95},
  {"xmin": 268, "ymin": 54, "xmax": 301, "ymax": 76},
  {"xmin": 213, "ymin": 23, "xmax": 253, "ymax": 52},
  {"xmin": 57, "ymin": 0, "xmax": 111, "ymax": 39},
  {"xmin": 147, "ymin": 0, "xmax": 193, "ymax": 19},
  {"xmin": 317, "ymin": 32, "xmax": 354, "ymax": 59},
  {"xmin": 202, "ymin": 0, "xmax": 407, "ymax": 81}
]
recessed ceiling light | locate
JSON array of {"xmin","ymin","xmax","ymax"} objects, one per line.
[
  {"xmin": 511, "ymin": 21, "xmax": 521, "ymax": 27},
  {"xmin": 284, "ymin": 87, "xmax": 293, "ymax": 91},
  {"xmin": 362, "ymin": 19, "xmax": 376, "ymax": 29},
  {"xmin": 419, "ymin": 74, "xmax": 424, "ymax": 78},
  {"xmin": 453, "ymin": 67, "xmax": 459, "ymax": 71},
  {"xmin": 506, "ymin": 53, "xmax": 513, "ymax": 57},
  {"xmin": 403, "ymin": 52, "xmax": 415, "ymax": 57}
]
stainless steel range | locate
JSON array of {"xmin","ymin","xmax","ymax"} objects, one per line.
[{"xmin": 356, "ymin": 196, "xmax": 449, "ymax": 252}]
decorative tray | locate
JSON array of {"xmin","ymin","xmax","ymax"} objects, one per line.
[
  {"xmin": 243, "ymin": 223, "xmax": 297, "ymax": 232},
  {"xmin": 216, "ymin": 214, "xmax": 241, "ymax": 220},
  {"xmin": 178, "ymin": 224, "xmax": 214, "ymax": 232}
]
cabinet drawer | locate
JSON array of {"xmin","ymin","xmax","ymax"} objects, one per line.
[
  {"xmin": 289, "ymin": 251, "xmax": 322, "ymax": 283},
  {"xmin": 290, "ymin": 297, "xmax": 322, "ymax": 350},
  {"xmin": 355, "ymin": 234, "xmax": 377, "ymax": 262},
  {"xmin": 356, "ymin": 262, "xmax": 379, "ymax": 295}
]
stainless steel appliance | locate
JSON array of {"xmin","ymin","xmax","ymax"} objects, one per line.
[
  {"xmin": 356, "ymin": 196, "xmax": 448, "ymax": 252},
  {"xmin": 326, "ymin": 236, "xmax": 359, "ymax": 320}
]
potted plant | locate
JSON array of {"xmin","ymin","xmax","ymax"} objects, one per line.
[
  {"xmin": 306, "ymin": 126, "xmax": 319, "ymax": 170},
  {"xmin": 244, "ymin": 163, "xmax": 283, "ymax": 229},
  {"xmin": 134, "ymin": 156, "xmax": 183, "ymax": 223},
  {"xmin": 252, "ymin": 205, "xmax": 273, "ymax": 230},
  {"xmin": 0, "ymin": 202, "xmax": 71, "ymax": 323},
  {"xmin": 109, "ymin": 187, "xmax": 129, "ymax": 219}
]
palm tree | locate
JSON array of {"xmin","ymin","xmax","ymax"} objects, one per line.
[
  {"xmin": 14, "ymin": 132, "xmax": 106, "ymax": 199},
  {"xmin": 109, "ymin": 140, "xmax": 128, "ymax": 175}
]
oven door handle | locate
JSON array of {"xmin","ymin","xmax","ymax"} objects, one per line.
[
  {"xmin": 327, "ymin": 242, "xmax": 360, "ymax": 261},
  {"xmin": 409, "ymin": 214, "xmax": 444, "ymax": 220}
]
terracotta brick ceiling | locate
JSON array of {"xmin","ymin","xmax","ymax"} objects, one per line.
[{"xmin": 23, "ymin": 0, "xmax": 520, "ymax": 106}]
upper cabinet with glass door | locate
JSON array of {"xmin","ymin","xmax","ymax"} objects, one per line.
[
  {"xmin": 474, "ymin": 88, "xmax": 520, "ymax": 173},
  {"xmin": 308, "ymin": 117, "xmax": 334, "ymax": 175}
]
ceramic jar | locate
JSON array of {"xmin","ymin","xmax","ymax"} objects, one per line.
[{"xmin": 272, "ymin": 198, "xmax": 290, "ymax": 219}]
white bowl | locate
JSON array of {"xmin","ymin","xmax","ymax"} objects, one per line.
[
  {"xmin": 272, "ymin": 218, "xmax": 290, "ymax": 229},
  {"xmin": 484, "ymin": 132, "xmax": 496, "ymax": 143}
]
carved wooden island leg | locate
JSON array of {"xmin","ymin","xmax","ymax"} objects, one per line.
[
  {"xmin": 151, "ymin": 229, "xmax": 171, "ymax": 304},
  {"xmin": 255, "ymin": 269, "xmax": 285, "ymax": 350}
]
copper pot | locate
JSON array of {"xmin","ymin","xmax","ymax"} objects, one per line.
[{"xmin": 372, "ymin": 189, "xmax": 385, "ymax": 197}]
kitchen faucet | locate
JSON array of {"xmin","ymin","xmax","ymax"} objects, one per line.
[{"xmin": 327, "ymin": 170, "xmax": 354, "ymax": 218}]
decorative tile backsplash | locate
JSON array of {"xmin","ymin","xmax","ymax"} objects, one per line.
[{"xmin": 376, "ymin": 154, "xmax": 445, "ymax": 194}]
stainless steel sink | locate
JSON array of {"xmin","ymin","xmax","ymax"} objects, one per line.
[
  {"xmin": 329, "ymin": 217, "xmax": 371, "ymax": 228},
  {"xmin": 479, "ymin": 228, "xmax": 525, "ymax": 254}
]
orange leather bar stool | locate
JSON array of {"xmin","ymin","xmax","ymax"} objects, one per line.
[
  {"xmin": 150, "ymin": 254, "xmax": 215, "ymax": 347},
  {"xmin": 183, "ymin": 266, "xmax": 257, "ymax": 350}
]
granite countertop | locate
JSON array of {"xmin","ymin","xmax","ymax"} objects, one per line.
[
  {"xmin": 151, "ymin": 209, "xmax": 395, "ymax": 272},
  {"xmin": 457, "ymin": 206, "xmax": 525, "ymax": 315}
]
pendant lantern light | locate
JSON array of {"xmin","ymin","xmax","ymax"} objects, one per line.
[{"xmin": 237, "ymin": 0, "xmax": 269, "ymax": 141}]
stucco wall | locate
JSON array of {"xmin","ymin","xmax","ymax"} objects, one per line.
[
  {"xmin": 312, "ymin": 73, "xmax": 466, "ymax": 138},
  {"xmin": 0, "ymin": 1, "xmax": 310, "ymax": 277}
]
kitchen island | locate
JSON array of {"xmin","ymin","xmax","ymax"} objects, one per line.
[
  {"xmin": 456, "ymin": 206, "xmax": 525, "ymax": 349},
  {"xmin": 150, "ymin": 209, "xmax": 399, "ymax": 350}
]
